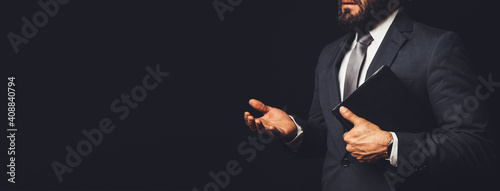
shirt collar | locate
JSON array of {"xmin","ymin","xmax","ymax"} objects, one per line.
[
  {"xmin": 370, "ymin": 9, "xmax": 399, "ymax": 43},
  {"xmin": 354, "ymin": 9, "xmax": 399, "ymax": 43}
]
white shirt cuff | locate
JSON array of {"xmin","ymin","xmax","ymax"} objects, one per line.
[
  {"xmin": 283, "ymin": 115, "xmax": 304, "ymax": 152},
  {"xmin": 386, "ymin": 132, "xmax": 398, "ymax": 167}
]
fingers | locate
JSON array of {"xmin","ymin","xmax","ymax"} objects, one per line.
[
  {"xmin": 245, "ymin": 99, "xmax": 270, "ymax": 132},
  {"xmin": 339, "ymin": 106, "xmax": 366, "ymax": 126},
  {"xmin": 244, "ymin": 112, "xmax": 257, "ymax": 131},
  {"xmin": 244, "ymin": 106, "xmax": 279, "ymax": 137},
  {"xmin": 350, "ymin": 152, "xmax": 387, "ymax": 163},
  {"xmin": 243, "ymin": 112, "xmax": 267, "ymax": 133},
  {"xmin": 350, "ymin": 153, "xmax": 374, "ymax": 163},
  {"xmin": 243, "ymin": 112, "xmax": 278, "ymax": 136},
  {"xmin": 255, "ymin": 119, "xmax": 266, "ymax": 133},
  {"xmin": 249, "ymin": 99, "xmax": 270, "ymax": 114}
]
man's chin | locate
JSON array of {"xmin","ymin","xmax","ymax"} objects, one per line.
[
  {"xmin": 342, "ymin": 8, "xmax": 361, "ymax": 18},
  {"xmin": 337, "ymin": 9, "xmax": 368, "ymax": 32}
]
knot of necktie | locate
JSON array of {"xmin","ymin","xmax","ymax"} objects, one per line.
[{"xmin": 357, "ymin": 33, "xmax": 373, "ymax": 46}]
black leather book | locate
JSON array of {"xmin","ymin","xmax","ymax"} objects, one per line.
[{"xmin": 332, "ymin": 65, "xmax": 435, "ymax": 132}]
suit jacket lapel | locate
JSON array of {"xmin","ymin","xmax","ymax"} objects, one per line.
[
  {"xmin": 365, "ymin": 12, "xmax": 413, "ymax": 79},
  {"xmin": 328, "ymin": 33, "xmax": 355, "ymax": 109}
]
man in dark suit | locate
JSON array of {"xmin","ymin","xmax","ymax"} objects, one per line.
[{"xmin": 243, "ymin": 0, "xmax": 495, "ymax": 190}]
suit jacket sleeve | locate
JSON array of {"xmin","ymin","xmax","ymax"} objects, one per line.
[
  {"xmin": 290, "ymin": 46, "xmax": 331, "ymax": 158},
  {"xmin": 394, "ymin": 31, "xmax": 495, "ymax": 176}
]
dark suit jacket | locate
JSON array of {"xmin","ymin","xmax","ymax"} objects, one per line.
[{"xmin": 293, "ymin": 10, "xmax": 495, "ymax": 191}]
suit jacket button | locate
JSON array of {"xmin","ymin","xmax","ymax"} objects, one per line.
[{"xmin": 341, "ymin": 158, "xmax": 350, "ymax": 167}]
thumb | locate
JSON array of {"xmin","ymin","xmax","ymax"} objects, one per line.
[
  {"xmin": 249, "ymin": 99, "xmax": 271, "ymax": 114},
  {"xmin": 339, "ymin": 106, "xmax": 365, "ymax": 125}
]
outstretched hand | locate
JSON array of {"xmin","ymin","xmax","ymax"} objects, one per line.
[
  {"xmin": 340, "ymin": 106, "xmax": 393, "ymax": 163},
  {"xmin": 244, "ymin": 99, "xmax": 297, "ymax": 142}
]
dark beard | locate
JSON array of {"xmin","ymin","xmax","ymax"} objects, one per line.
[{"xmin": 337, "ymin": 0, "xmax": 391, "ymax": 33}]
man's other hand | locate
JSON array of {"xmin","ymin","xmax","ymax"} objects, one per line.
[{"xmin": 340, "ymin": 106, "xmax": 393, "ymax": 163}]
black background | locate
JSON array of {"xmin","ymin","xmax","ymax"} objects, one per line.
[{"xmin": 1, "ymin": 0, "xmax": 499, "ymax": 190}]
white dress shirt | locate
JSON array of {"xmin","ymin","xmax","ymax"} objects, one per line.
[{"xmin": 286, "ymin": 10, "xmax": 400, "ymax": 167}]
